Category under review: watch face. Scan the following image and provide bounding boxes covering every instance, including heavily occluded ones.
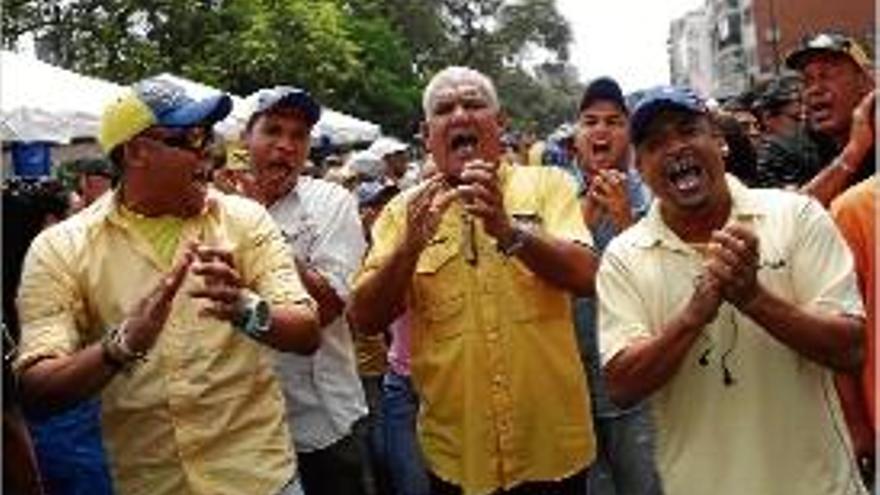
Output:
[252,299,271,334]
[237,292,271,338]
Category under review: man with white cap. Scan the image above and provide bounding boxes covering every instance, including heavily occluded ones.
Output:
[369,136,417,189]
[241,86,370,495]
[15,76,320,495]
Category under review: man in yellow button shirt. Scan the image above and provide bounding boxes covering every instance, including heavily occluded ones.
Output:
[350,66,599,495]
[14,77,319,495]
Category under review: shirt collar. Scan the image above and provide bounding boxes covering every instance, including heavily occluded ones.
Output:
[633,174,765,252]
[104,187,223,229]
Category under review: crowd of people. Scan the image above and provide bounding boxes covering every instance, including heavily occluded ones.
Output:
[2,30,876,495]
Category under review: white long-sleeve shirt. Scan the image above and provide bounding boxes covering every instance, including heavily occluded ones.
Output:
[270,176,368,452]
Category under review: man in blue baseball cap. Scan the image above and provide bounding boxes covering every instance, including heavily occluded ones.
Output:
[15,76,320,495]
[596,85,867,494]
[241,86,372,495]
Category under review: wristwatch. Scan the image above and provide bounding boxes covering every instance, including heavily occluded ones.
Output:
[497,224,528,257]
[101,324,147,371]
[233,290,271,340]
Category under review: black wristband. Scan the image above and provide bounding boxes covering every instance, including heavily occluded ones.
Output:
[497,225,528,257]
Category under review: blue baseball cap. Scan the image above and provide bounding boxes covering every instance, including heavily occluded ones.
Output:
[629,86,707,146]
[100,77,233,152]
[248,86,322,126]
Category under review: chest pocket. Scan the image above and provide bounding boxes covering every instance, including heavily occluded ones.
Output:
[413,236,466,340]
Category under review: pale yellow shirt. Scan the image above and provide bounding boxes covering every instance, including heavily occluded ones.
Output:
[16,190,312,495]
[118,205,184,267]
[597,176,866,494]
[358,162,596,495]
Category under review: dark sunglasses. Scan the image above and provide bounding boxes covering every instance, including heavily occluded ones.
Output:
[142,128,214,154]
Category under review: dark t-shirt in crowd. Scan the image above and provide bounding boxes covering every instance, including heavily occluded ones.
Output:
[755,125,825,188]
[757,126,875,189]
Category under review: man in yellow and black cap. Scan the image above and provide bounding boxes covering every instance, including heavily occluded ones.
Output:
[14,76,320,495]
[786,33,875,206]
[787,33,877,486]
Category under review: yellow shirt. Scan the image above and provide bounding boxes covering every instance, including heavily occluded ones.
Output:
[16,190,312,495]
[358,162,595,494]
[354,331,388,377]
[597,176,866,494]
[118,205,184,267]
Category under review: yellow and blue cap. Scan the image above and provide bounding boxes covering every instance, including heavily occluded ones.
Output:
[99,77,232,153]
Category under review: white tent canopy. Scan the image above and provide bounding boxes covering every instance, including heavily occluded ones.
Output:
[1,50,126,142]
[1,51,381,145]
[154,73,381,145]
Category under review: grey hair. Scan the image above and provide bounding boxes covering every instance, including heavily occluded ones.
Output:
[422,66,499,118]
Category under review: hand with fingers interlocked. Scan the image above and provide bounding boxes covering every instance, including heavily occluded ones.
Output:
[705,223,762,310]
[187,243,248,323]
[589,169,634,231]
[456,160,514,241]
[121,252,195,355]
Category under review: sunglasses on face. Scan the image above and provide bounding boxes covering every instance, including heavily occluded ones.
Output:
[142,127,214,154]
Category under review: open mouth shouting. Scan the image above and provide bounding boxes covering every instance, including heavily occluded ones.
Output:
[590,140,613,164]
[663,152,708,205]
[806,99,834,128]
[449,128,479,161]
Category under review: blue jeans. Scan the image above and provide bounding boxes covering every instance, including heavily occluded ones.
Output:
[28,398,114,495]
[585,406,663,495]
[382,371,430,495]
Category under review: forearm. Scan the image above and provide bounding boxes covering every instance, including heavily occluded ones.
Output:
[834,372,874,456]
[800,143,868,207]
[348,243,419,335]
[511,228,598,297]
[742,285,864,371]
[20,344,119,414]
[295,259,345,326]
[604,310,705,408]
[260,303,320,354]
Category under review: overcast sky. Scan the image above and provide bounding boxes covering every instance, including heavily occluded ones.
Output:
[556,0,705,93]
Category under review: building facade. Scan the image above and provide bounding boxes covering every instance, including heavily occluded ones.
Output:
[670,0,874,99]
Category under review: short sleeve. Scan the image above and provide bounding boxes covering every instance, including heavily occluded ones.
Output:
[790,197,864,318]
[15,227,83,371]
[540,168,594,248]
[596,245,652,366]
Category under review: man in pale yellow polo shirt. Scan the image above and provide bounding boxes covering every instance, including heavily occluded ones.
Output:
[597,86,867,494]
[349,66,599,495]
[14,77,319,495]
